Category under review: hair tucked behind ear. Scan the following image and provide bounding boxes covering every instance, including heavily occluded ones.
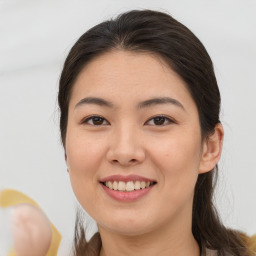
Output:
[59,9,254,256]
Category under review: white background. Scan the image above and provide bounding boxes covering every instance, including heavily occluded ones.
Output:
[0,0,255,255]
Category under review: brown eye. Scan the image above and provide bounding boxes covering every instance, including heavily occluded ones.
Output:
[153,116,165,125]
[82,116,109,126]
[146,116,174,126]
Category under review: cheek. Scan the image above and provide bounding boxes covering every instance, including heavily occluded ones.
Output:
[66,131,105,174]
[65,132,106,206]
[148,132,201,197]
[150,131,201,168]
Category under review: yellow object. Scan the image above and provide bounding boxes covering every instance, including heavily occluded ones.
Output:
[248,234,256,255]
[0,189,62,256]
[7,249,15,256]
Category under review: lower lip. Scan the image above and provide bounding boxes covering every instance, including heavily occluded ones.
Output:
[100,183,155,202]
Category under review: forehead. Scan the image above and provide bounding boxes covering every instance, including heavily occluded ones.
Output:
[69,50,196,110]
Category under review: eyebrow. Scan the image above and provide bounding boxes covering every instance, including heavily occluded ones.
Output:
[75,96,185,111]
[137,97,185,110]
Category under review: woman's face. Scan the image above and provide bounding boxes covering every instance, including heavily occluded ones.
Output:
[65,50,209,236]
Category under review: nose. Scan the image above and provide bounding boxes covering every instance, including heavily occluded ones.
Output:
[106,125,146,167]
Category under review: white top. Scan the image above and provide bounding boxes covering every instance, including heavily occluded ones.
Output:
[206,248,218,256]
[206,248,233,256]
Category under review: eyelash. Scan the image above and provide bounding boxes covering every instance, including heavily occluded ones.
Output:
[81,115,175,126]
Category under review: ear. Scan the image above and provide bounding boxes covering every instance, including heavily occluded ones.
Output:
[199,123,224,174]
[65,152,69,172]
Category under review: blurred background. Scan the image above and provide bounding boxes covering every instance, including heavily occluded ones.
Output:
[0,0,255,255]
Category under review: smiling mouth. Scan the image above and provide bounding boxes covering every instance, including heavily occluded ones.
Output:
[100,180,157,192]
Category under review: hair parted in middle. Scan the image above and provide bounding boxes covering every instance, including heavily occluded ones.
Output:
[58,9,252,256]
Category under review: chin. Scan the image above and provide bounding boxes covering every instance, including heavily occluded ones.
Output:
[99,216,154,237]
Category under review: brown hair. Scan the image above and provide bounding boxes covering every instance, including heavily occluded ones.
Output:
[58,9,253,256]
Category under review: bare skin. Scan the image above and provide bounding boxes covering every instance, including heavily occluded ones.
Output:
[65,50,224,256]
[11,204,52,256]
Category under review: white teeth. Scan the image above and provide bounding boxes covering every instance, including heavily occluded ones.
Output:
[118,181,126,191]
[104,180,154,192]
[126,181,134,191]
[140,181,146,189]
[107,181,113,189]
[113,181,118,190]
[134,181,141,190]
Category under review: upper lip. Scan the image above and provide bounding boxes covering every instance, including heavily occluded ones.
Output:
[99,174,157,183]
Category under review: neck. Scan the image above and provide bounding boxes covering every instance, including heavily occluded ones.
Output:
[98,218,200,256]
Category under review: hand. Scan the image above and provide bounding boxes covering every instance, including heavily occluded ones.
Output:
[11,204,52,256]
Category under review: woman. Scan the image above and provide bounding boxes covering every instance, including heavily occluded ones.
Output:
[58,9,254,256]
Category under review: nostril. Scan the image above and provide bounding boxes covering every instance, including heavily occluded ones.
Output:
[112,159,136,163]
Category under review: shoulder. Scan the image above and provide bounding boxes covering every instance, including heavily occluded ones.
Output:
[248,234,256,254]
[238,232,256,255]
